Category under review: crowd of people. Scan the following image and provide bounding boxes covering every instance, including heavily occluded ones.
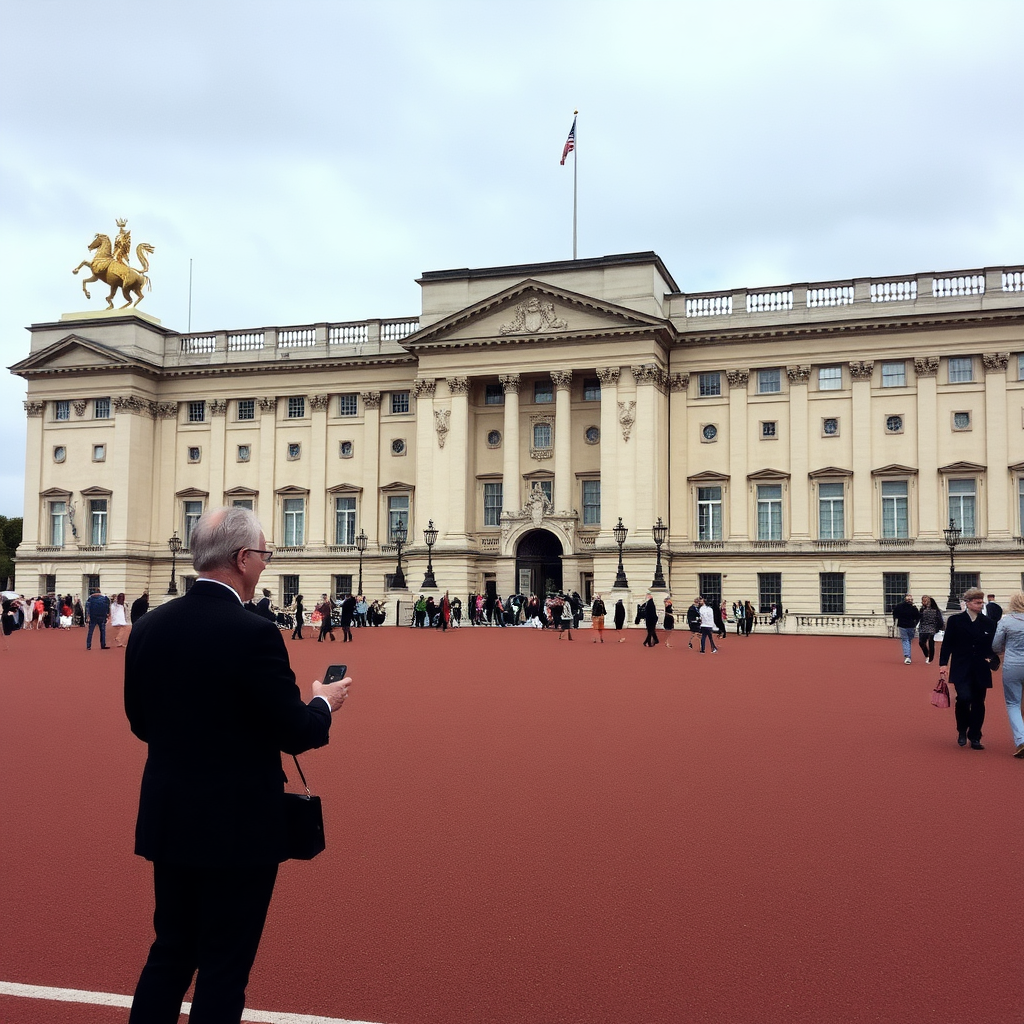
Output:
[0,589,151,648]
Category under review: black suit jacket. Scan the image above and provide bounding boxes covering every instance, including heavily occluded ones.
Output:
[984,602,1003,623]
[938,609,996,696]
[643,599,659,628]
[124,580,331,866]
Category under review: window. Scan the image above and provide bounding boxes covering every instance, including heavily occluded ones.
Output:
[583,378,601,401]
[49,500,67,546]
[756,484,783,540]
[757,369,781,394]
[85,573,100,596]
[93,444,106,462]
[183,500,203,547]
[701,424,718,442]
[1019,478,1024,537]
[237,399,255,421]
[533,423,552,449]
[886,415,904,434]
[761,421,777,439]
[883,573,910,615]
[391,391,410,414]
[882,362,907,387]
[818,482,845,539]
[820,573,845,614]
[881,481,909,538]
[952,411,971,431]
[237,444,250,462]
[949,357,973,383]
[697,486,722,541]
[484,384,504,405]
[391,438,407,456]
[822,417,839,436]
[283,497,305,546]
[188,401,206,423]
[90,499,108,546]
[188,446,201,463]
[388,495,409,542]
[533,480,553,504]
[340,440,354,458]
[487,430,502,448]
[948,479,976,537]
[94,397,111,419]
[698,574,722,611]
[287,442,301,460]
[54,400,70,421]
[1019,354,1024,382]
[818,366,842,391]
[534,381,553,404]
[334,496,356,545]
[698,372,721,397]
[338,393,358,416]
[582,479,600,526]
[483,482,503,526]
[287,396,305,419]
[952,572,979,601]
[758,573,781,614]
[584,426,600,444]
[53,446,66,463]
[231,498,254,510]
[282,576,299,608]
[333,575,353,601]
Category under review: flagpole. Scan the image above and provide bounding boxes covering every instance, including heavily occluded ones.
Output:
[572,109,578,260]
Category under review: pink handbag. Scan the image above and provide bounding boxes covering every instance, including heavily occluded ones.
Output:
[931,678,950,709]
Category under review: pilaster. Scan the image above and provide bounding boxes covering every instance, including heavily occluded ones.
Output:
[446,377,470,541]
[727,370,749,538]
[552,369,573,511]
[597,368,622,543]
[500,374,521,513]
[849,362,874,539]
[787,366,811,539]
[984,352,1010,538]
[914,358,939,538]
[413,378,436,537]
[309,394,330,545]
[22,402,44,545]
[361,392,381,545]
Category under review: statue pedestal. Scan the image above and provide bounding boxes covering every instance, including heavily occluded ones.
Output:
[60,309,162,325]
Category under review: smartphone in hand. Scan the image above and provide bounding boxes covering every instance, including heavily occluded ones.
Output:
[323,664,348,685]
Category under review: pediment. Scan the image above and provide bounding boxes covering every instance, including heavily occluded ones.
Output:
[687,470,730,483]
[808,466,853,479]
[747,468,791,481]
[404,280,673,350]
[327,482,363,493]
[10,334,148,375]
[938,461,986,474]
[871,464,918,477]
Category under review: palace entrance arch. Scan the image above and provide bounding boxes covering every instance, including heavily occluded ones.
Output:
[514,529,564,596]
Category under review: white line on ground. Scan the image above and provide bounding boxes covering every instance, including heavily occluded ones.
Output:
[0,981,383,1024]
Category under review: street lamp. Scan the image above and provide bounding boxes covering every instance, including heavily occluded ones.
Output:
[392,520,408,589]
[612,517,629,589]
[355,529,367,595]
[650,517,668,590]
[943,518,963,611]
[167,530,182,595]
[422,519,438,588]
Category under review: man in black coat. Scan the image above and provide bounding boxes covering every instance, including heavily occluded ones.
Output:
[641,594,660,647]
[124,507,350,1023]
[938,587,998,750]
[130,591,149,623]
[984,594,1003,622]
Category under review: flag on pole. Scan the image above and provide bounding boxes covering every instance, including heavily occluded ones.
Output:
[560,116,576,165]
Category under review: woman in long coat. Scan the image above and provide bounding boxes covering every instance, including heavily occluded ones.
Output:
[614,598,626,631]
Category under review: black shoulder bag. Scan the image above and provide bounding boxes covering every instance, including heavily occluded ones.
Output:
[284,755,326,860]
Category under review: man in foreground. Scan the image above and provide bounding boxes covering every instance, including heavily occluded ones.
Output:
[938,587,997,750]
[124,506,350,1023]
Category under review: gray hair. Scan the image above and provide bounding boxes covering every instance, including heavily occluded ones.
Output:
[191,506,262,572]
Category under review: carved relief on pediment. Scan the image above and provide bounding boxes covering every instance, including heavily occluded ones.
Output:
[498,297,569,336]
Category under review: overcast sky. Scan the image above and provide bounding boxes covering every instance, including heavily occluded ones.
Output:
[1,0,1022,518]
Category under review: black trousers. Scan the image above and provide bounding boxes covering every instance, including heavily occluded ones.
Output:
[644,624,659,646]
[953,678,988,742]
[129,861,278,1024]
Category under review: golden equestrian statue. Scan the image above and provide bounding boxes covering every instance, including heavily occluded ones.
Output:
[72,219,155,309]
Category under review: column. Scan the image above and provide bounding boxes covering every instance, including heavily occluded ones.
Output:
[787,366,811,540]
[309,394,329,546]
[849,362,874,540]
[552,369,573,512]
[446,377,470,541]
[22,402,44,545]
[984,352,1010,538]
[360,392,381,546]
[257,397,277,544]
[413,378,437,536]
[208,399,227,510]
[631,365,659,528]
[500,374,521,513]
[154,403,179,547]
[668,373,689,543]
[727,370,749,538]
[597,368,623,544]
[914,357,939,538]
[113,395,158,549]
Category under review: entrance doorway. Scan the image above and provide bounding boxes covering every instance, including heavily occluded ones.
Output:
[515,529,563,596]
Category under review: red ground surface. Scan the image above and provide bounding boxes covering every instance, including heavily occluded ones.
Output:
[1,622,1022,1024]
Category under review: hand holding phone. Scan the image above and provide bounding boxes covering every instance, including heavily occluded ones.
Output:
[314,664,350,712]
[323,664,347,685]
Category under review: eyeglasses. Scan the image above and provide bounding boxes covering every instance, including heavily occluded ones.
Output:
[234,547,274,563]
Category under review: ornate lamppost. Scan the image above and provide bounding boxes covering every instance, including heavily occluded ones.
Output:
[650,517,668,590]
[943,517,963,611]
[422,519,438,589]
[167,530,182,595]
[612,517,629,589]
[355,529,368,595]
[392,520,408,590]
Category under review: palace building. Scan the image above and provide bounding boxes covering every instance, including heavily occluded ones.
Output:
[11,251,1024,631]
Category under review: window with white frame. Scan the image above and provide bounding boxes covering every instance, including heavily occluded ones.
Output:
[484,384,504,406]
[94,397,111,419]
[338,393,358,416]
[231,497,254,510]
[881,361,907,387]
[282,576,299,608]
[949,357,973,383]
[387,495,409,541]
[818,482,845,539]
[90,498,108,546]
[483,482,503,526]
[283,497,305,546]
[820,572,845,614]
[54,400,70,421]
[881,481,909,538]
[948,479,976,537]
[818,366,842,391]
[237,399,255,421]
[188,401,206,423]
[49,500,67,546]
[92,444,106,462]
[287,396,305,419]
[698,372,721,397]
[697,486,722,541]
[391,391,410,414]
[334,496,356,546]
[761,421,777,439]
[183,500,203,547]
[758,369,781,394]
[756,484,783,540]
[583,378,601,401]
[1019,355,1024,382]
[533,422,552,449]
[534,381,553,404]
[582,479,600,525]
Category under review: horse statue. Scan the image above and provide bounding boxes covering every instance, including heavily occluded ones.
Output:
[73,228,155,309]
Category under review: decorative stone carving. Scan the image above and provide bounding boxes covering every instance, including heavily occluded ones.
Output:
[152,401,178,418]
[498,297,568,335]
[413,378,437,399]
[631,364,661,386]
[24,401,44,417]
[550,369,573,391]
[113,395,151,415]
[208,399,228,416]
[72,400,87,417]
[618,400,636,442]
[257,397,278,411]
[596,367,620,387]
[983,352,1010,373]
[848,360,874,380]
[914,356,939,378]
[446,377,470,396]
[726,369,749,390]
[669,372,690,392]
[434,408,450,448]
[500,484,579,546]
[309,394,331,410]
[786,365,811,385]
[360,391,381,409]
[499,373,521,394]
